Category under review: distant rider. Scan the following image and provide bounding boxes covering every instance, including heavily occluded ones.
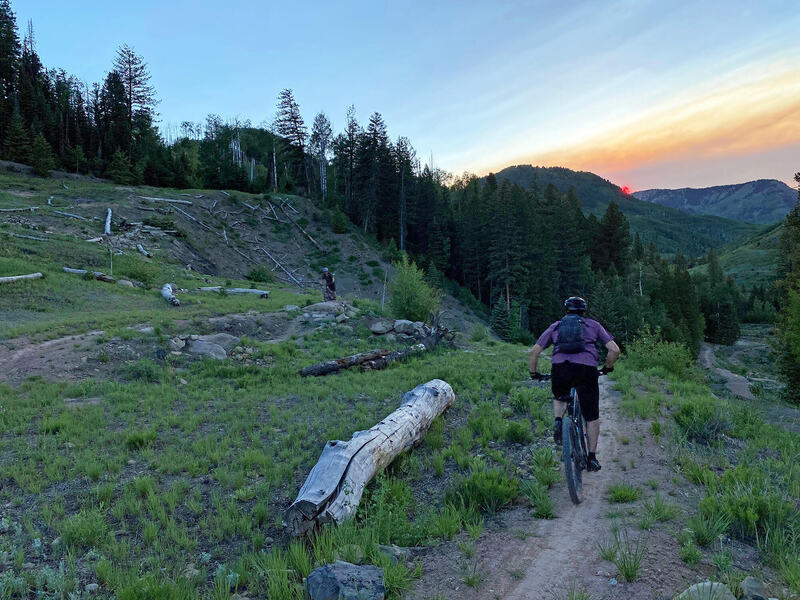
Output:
[321,267,336,301]
[528,296,620,472]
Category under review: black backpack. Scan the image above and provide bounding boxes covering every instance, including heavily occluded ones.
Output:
[554,314,585,354]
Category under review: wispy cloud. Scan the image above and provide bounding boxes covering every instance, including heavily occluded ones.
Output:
[494,60,800,187]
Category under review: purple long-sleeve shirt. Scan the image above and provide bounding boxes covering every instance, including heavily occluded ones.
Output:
[536,317,614,367]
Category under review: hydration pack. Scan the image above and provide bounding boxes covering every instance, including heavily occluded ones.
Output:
[554,314,585,354]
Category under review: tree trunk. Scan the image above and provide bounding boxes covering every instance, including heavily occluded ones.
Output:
[161,283,180,306]
[285,379,455,536]
[62,267,115,283]
[104,208,112,235]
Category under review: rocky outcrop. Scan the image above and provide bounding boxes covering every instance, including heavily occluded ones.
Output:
[306,561,384,600]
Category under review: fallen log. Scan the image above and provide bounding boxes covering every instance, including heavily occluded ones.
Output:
[2,231,48,241]
[260,247,303,287]
[62,267,115,283]
[161,283,180,306]
[138,195,193,205]
[173,205,212,231]
[136,243,152,258]
[0,206,38,212]
[53,210,90,221]
[0,272,43,284]
[285,379,455,536]
[300,349,393,377]
[197,286,269,297]
[104,208,112,235]
[278,203,325,254]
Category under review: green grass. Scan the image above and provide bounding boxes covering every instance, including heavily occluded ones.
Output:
[606,483,641,504]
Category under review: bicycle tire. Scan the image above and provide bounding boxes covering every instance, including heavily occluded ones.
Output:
[562,417,584,504]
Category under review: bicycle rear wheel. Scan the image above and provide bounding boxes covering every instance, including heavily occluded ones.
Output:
[562,417,584,504]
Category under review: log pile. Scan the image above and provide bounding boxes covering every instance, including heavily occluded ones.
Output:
[285,379,455,536]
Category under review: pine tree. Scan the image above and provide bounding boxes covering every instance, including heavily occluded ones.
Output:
[592,201,632,273]
[106,149,133,184]
[309,112,332,201]
[0,0,20,137]
[30,132,54,176]
[490,300,512,341]
[274,88,308,189]
[775,172,800,402]
[113,44,156,155]
[3,107,30,163]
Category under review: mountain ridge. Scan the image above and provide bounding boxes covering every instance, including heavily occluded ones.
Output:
[634,179,796,224]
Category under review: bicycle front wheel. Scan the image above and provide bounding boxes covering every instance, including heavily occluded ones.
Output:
[562,417,584,504]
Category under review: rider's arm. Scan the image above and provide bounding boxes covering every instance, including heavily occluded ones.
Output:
[604,340,620,369]
[529,344,544,374]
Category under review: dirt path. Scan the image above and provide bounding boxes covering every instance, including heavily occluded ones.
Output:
[699,343,754,399]
[410,379,695,600]
[0,330,105,386]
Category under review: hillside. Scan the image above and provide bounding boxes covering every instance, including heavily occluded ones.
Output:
[634,179,796,224]
[494,165,760,256]
[691,221,783,288]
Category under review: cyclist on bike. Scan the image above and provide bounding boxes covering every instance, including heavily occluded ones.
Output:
[528,296,620,472]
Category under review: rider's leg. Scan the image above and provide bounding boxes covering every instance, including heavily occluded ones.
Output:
[553,399,567,419]
[586,418,600,452]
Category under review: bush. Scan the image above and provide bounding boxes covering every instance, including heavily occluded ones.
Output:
[673,398,728,444]
[626,329,693,377]
[607,483,641,503]
[388,255,440,322]
[505,420,533,443]
[60,509,108,549]
[469,324,488,342]
[248,266,273,283]
[114,255,159,286]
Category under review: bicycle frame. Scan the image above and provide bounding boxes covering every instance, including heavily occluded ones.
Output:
[563,387,589,471]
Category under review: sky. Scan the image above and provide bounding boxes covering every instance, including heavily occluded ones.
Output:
[16,0,800,190]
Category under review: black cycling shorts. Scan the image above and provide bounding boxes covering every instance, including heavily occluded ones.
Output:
[551,361,600,422]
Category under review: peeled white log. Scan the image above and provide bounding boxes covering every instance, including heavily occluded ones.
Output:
[85,237,103,243]
[53,210,90,221]
[104,208,112,235]
[137,243,152,258]
[62,267,115,283]
[0,206,38,212]
[161,283,180,306]
[0,272,43,284]
[198,286,269,297]
[138,195,193,205]
[285,379,455,536]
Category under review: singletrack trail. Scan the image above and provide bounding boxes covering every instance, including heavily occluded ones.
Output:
[410,378,693,600]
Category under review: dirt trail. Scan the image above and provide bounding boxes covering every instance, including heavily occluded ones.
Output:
[699,343,754,399]
[411,379,694,600]
[0,330,104,386]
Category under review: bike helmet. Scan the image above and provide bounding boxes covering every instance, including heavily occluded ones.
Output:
[564,296,587,314]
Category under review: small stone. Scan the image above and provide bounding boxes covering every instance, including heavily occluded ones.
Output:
[263,536,275,545]
[85,583,99,593]
[127,459,136,465]
[117,279,134,288]
[168,337,186,351]
[138,326,154,334]
[609,578,617,586]
[596,570,610,577]
[336,313,348,323]
[51,537,61,547]
[180,378,188,385]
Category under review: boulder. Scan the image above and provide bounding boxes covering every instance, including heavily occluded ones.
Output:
[305,301,344,314]
[336,313,348,323]
[370,320,394,335]
[186,340,227,360]
[117,279,135,288]
[168,337,186,351]
[393,320,415,335]
[396,333,416,343]
[306,562,384,600]
[411,322,427,338]
[284,305,300,312]
[741,577,767,600]
[378,544,411,565]
[197,333,239,352]
[676,582,735,600]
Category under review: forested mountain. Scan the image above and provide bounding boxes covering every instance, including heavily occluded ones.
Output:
[494,165,759,256]
[635,179,796,224]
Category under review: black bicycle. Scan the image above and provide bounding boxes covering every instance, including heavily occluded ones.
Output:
[532,374,590,505]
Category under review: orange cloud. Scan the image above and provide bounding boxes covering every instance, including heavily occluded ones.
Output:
[501,64,800,178]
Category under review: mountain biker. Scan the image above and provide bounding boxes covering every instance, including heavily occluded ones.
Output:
[321,267,336,301]
[528,296,620,472]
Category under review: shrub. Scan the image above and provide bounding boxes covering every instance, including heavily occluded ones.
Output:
[688,512,730,547]
[521,479,555,518]
[388,255,440,322]
[505,420,533,444]
[248,266,273,283]
[114,255,159,286]
[626,330,693,377]
[469,324,488,342]
[60,509,108,549]
[445,467,518,514]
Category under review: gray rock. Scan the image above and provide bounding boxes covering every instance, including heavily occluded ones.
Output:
[85,583,99,593]
[197,333,239,352]
[742,577,767,600]
[117,279,135,288]
[306,561,384,600]
[676,582,735,600]
[168,337,186,351]
[284,305,300,312]
[186,341,227,360]
[384,333,396,343]
[370,320,394,335]
[393,319,415,335]
[336,313,348,323]
[411,322,427,338]
[138,326,154,334]
[305,301,344,314]
[396,334,416,343]
[378,544,411,565]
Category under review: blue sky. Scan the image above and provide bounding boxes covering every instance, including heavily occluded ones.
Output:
[17,0,800,189]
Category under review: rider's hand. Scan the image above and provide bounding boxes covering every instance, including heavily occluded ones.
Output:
[600,366,614,375]
[530,371,543,381]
